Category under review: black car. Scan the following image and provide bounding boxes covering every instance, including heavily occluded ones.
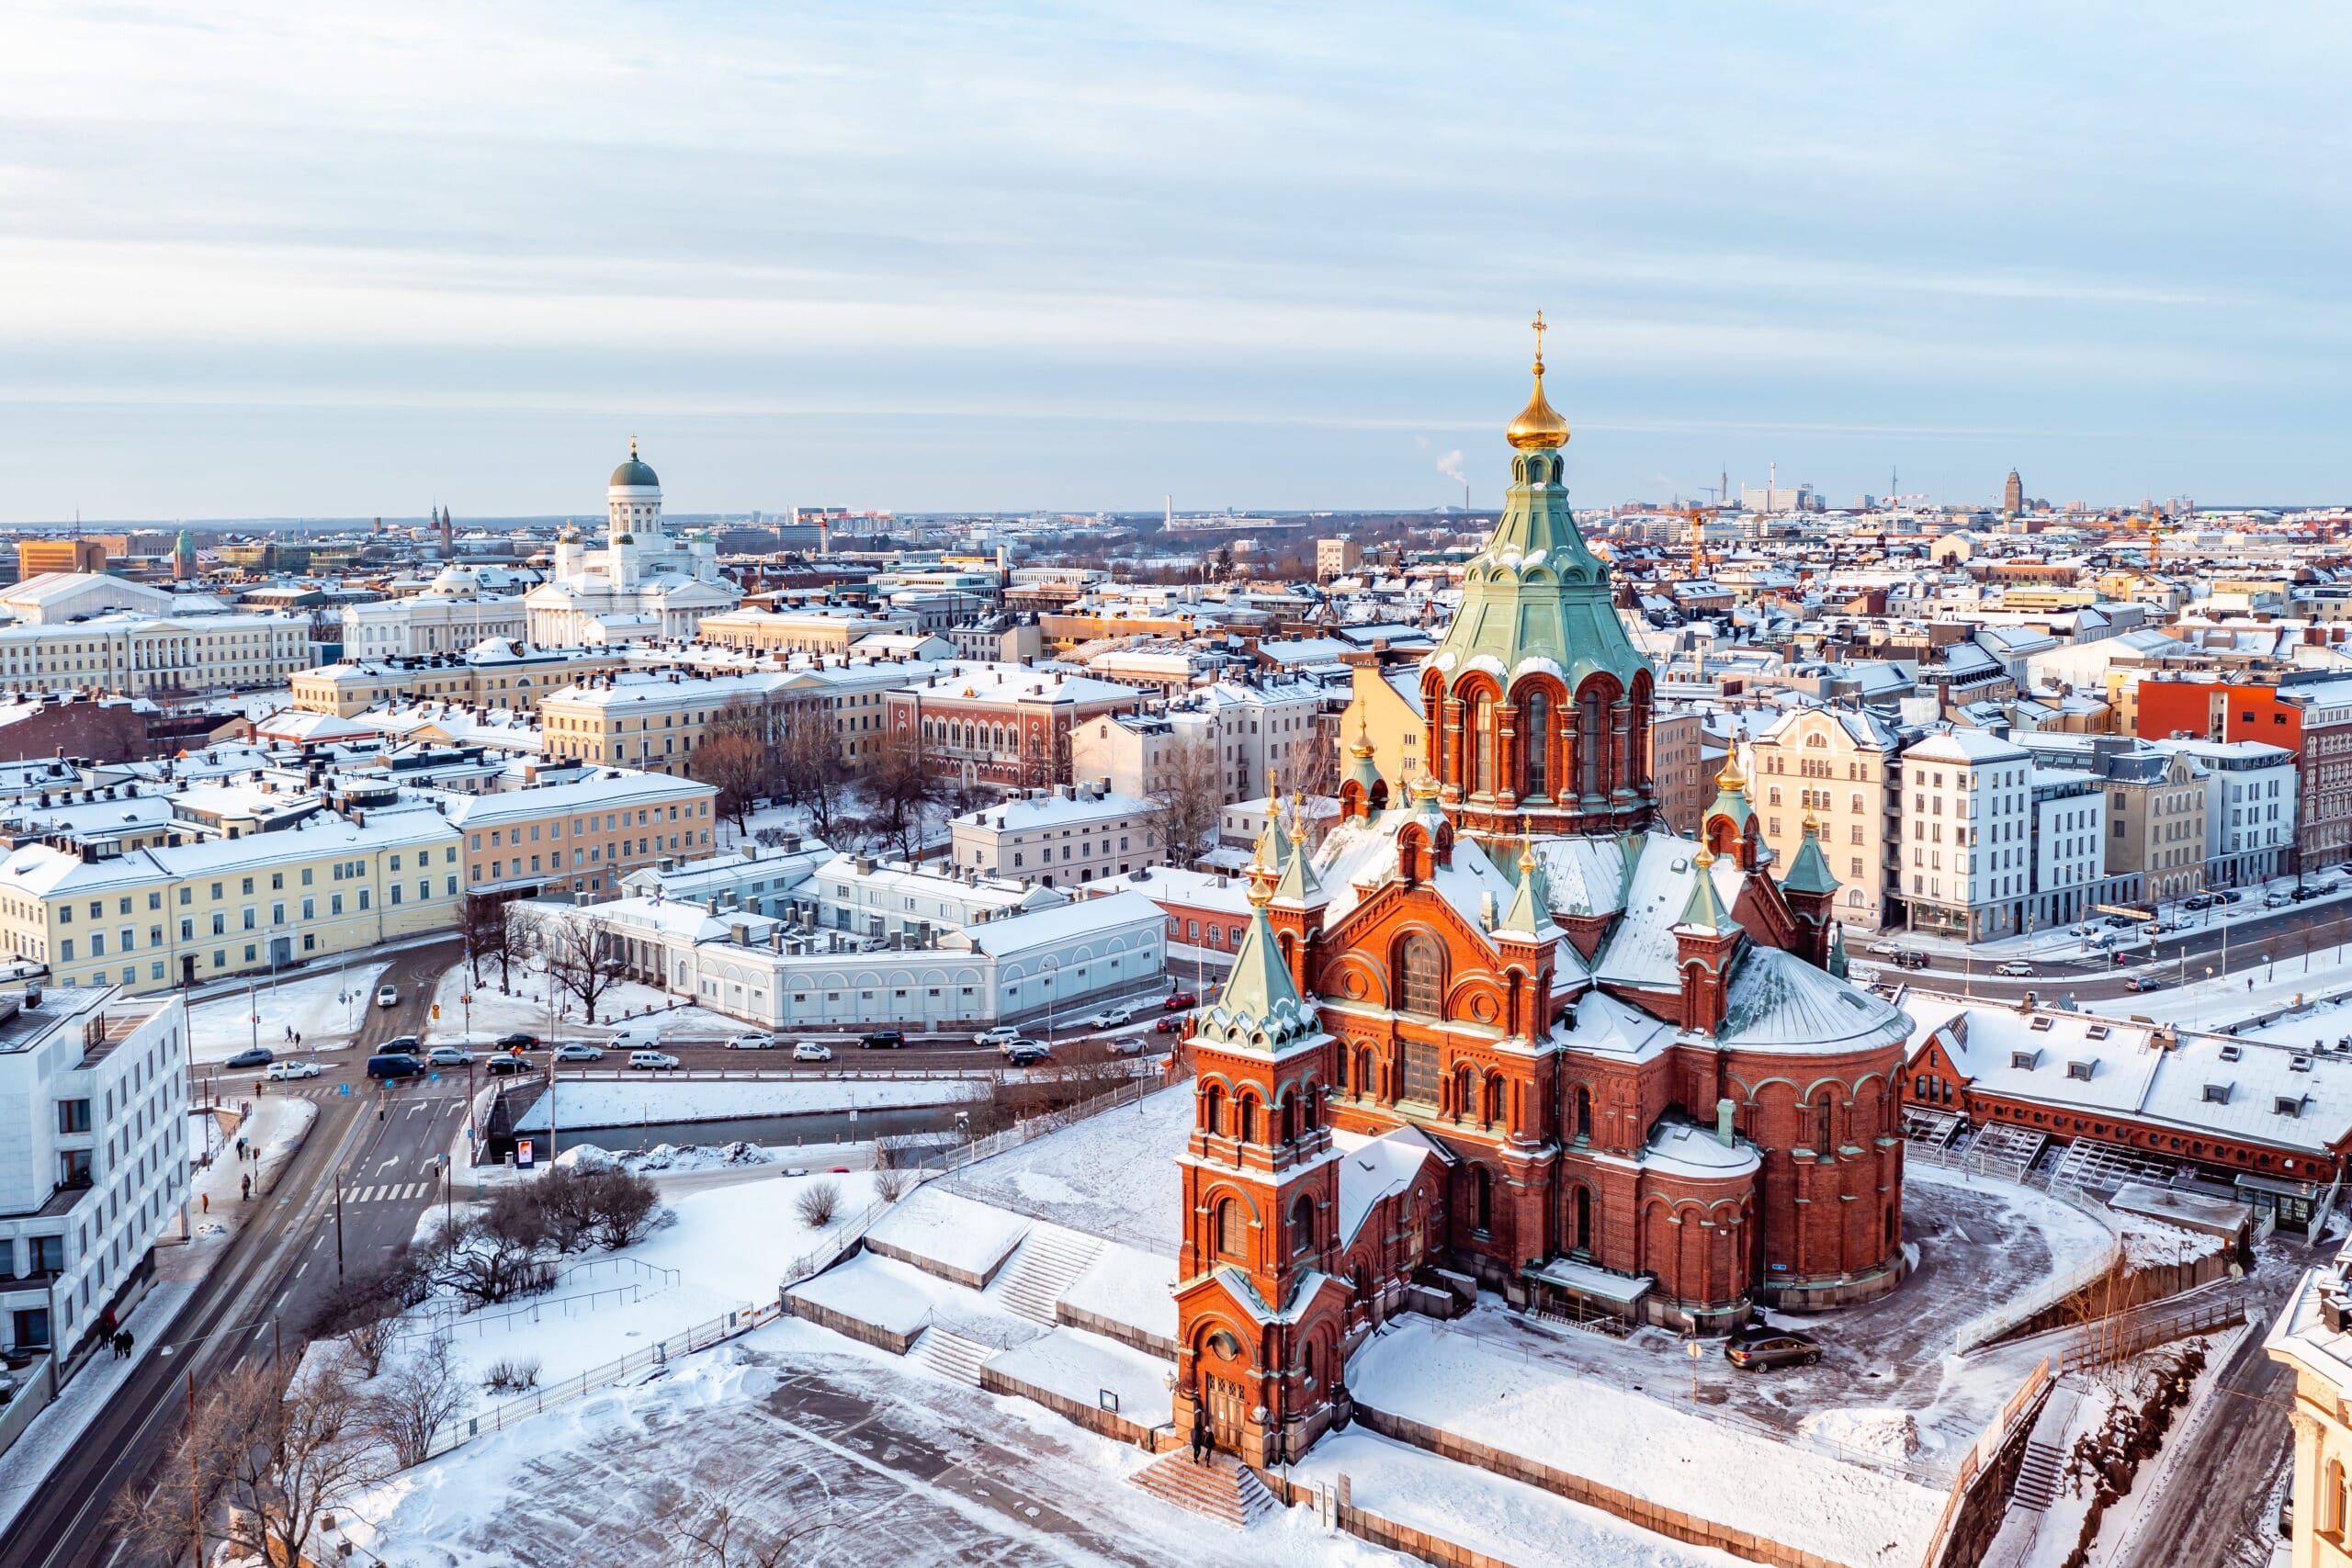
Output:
[861,1030,906,1050]
[2124,976,2166,993]
[1724,1325,1822,1371]
[224,1046,274,1068]
[1897,951,1930,971]
[366,1052,424,1081]
[1004,1043,1050,1066]
[495,1032,540,1051]
[483,1054,535,1076]
[381,1034,423,1054]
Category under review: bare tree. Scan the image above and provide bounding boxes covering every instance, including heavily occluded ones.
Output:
[793,1181,842,1229]
[311,1259,412,1380]
[109,1356,384,1568]
[461,895,520,992]
[1151,734,1223,867]
[364,1335,471,1467]
[424,1201,554,1307]
[859,726,939,863]
[694,705,776,836]
[542,911,630,1025]
[775,706,849,840]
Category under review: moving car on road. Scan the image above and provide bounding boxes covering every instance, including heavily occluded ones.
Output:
[484,1054,534,1076]
[724,1032,778,1051]
[1156,1015,1189,1033]
[265,1059,321,1081]
[792,1041,834,1063]
[426,1046,473,1066]
[376,984,400,1008]
[495,1033,540,1051]
[366,1052,424,1080]
[973,1026,1024,1047]
[2124,976,2167,992]
[628,1050,682,1071]
[381,1035,422,1055]
[1162,992,1197,1010]
[1996,961,2034,977]
[1003,1043,1051,1066]
[551,1043,604,1063]
[224,1046,274,1069]
[1724,1325,1822,1371]
[861,1030,905,1050]
[1083,1005,1137,1030]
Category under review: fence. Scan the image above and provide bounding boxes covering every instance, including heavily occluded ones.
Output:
[413,1299,785,1465]
[1926,1158,2124,1354]
[1913,1358,2054,1568]
[918,1075,1159,1177]
[2058,1287,2245,1374]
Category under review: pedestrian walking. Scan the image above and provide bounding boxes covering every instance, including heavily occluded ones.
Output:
[294,1031,301,1049]
[1190,1405,1211,1466]
[199,1192,209,1214]
[240,1173,250,1201]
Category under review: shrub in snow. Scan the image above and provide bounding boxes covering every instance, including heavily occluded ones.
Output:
[794,1180,842,1229]
[481,1357,541,1396]
[874,1168,912,1203]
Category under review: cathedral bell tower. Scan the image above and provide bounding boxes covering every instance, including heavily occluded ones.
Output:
[1171,840,1351,1466]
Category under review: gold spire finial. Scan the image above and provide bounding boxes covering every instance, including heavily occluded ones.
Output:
[1351,716,1376,758]
[630,434,639,457]
[1803,808,1820,837]
[1519,817,1538,874]
[1506,311,1572,452]
[1289,789,1308,844]
[1715,751,1747,795]
[1695,842,1716,870]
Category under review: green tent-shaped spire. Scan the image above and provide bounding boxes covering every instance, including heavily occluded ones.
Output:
[1272,817,1322,907]
[1497,826,1551,938]
[1196,845,1318,1053]
[1827,921,1851,980]
[1781,813,1839,897]
[1676,847,1736,935]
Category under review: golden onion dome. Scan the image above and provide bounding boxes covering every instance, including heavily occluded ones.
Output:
[1715,751,1747,795]
[1505,310,1571,451]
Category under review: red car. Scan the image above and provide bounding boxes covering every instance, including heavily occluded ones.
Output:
[1156,1016,1189,1034]
[1163,993,1197,1010]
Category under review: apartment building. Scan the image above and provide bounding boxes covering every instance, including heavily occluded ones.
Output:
[888,664,1142,792]
[1067,677,1323,805]
[0,803,462,992]
[1333,664,1429,799]
[2028,767,2109,930]
[1649,706,1709,837]
[2153,738,2297,887]
[539,670,797,776]
[0,987,187,1382]
[2101,746,2212,905]
[436,770,718,903]
[949,783,1163,887]
[290,644,628,716]
[695,605,915,658]
[1897,729,2037,940]
[809,852,1064,937]
[1748,704,1900,931]
[0,612,316,696]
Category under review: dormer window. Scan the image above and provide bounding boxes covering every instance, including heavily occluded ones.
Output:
[2292,1055,2314,1073]
[2030,1018,2054,1032]
[2277,1096,2304,1118]
[2010,1050,2039,1070]
[2220,1044,2243,1063]
[2065,1061,2094,1082]
[2086,1025,2110,1041]
[2203,1083,2232,1104]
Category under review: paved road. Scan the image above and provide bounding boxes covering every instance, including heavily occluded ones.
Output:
[0,940,469,1568]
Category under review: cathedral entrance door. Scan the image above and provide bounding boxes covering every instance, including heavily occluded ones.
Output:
[1204,1374,1249,1450]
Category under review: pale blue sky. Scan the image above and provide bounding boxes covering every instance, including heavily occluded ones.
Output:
[1,2,2345,521]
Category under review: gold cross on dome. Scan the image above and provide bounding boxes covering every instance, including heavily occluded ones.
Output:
[1532,310,1547,366]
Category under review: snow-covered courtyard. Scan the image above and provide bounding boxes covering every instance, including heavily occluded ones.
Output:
[188,962,387,1062]
[424,959,741,1044]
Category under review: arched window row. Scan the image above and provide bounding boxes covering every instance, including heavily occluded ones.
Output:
[1441,676,1654,805]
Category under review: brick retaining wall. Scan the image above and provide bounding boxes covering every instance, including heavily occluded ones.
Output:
[781,1294,923,1355]
[978,1364,1175,1452]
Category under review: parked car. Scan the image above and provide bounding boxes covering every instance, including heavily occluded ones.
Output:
[1162,992,1197,1010]
[1155,1015,1189,1033]
[792,1041,834,1063]
[265,1059,321,1081]
[551,1043,605,1063]
[484,1054,534,1076]
[2267,891,2296,908]
[2293,886,2321,902]
[1106,1036,1146,1056]
[1996,961,2034,977]
[366,1052,424,1080]
[1867,942,1903,957]
[224,1046,274,1069]
[1897,952,1930,971]
[724,1032,778,1051]
[860,1030,905,1050]
[2069,923,2097,937]
[2218,889,2243,904]
[2183,894,2214,911]
[974,1025,1024,1047]
[1084,1005,1137,1029]
[1003,1043,1051,1066]
[376,984,400,1008]
[606,1025,664,1052]
[2104,914,2140,929]
[1724,1326,1822,1371]
[382,1034,422,1054]
[2124,976,2166,993]
[628,1050,682,1071]
[494,1032,540,1050]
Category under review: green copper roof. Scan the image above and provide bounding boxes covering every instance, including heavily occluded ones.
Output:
[1781,822,1839,897]
[1676,855,1736,935]
[1196,897,1318,1053]
[1497,858,1547,938]
[1827,921,1850,980]
[1345,739,1383,797]
[1430,443,1648,693]
[1272,830,1321,907]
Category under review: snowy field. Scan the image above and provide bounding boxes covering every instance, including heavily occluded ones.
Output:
[939,1083,1187,1254]
[866,1185,1034,1281]
[1348,1318,1947,1568]
[424,961,740,1044]
[513,1076,989,1132]
[187,963,386,1062]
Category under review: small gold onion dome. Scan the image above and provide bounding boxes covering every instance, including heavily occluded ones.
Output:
[1519,819,1539,874]
[1803,809,1821,836]
[1408,771,1442,803]
[1351,717,1377,757]
[1506,310,1571,452]
[1715,751,1747,794]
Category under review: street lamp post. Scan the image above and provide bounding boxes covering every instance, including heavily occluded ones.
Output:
[1041,956,1060,1055]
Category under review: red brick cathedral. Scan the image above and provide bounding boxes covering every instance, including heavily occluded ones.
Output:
[1170,334,1914,1467]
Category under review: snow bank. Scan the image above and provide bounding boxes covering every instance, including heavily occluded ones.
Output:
[941,1085,1188,1253]
[2116,1212,2224,1269]
[252,1098,318,1198]
[1799,1408,1921,1461]
[1294,1429,1746,1568]
[555,1140,775,1174]
[866,1186,1030,1283]
[513,1076,987,1132]
[983,1327,1171,1427]
[427,961,741,1043]
[1350,1320,1944,1568]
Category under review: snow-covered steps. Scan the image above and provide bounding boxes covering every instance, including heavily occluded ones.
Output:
[865,1186,1032,1288]
[2009,1438,2063,1513]
[919,1325,994,1386]
[998,1231,1102,1325]
[1129,1451,1274,1529]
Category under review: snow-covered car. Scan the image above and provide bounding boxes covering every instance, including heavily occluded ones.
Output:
[552,1043,604,1062]
[265,1059,322,1081]
[993,1036,1042,1060]
[1867,942,1903,957]
[426,1046,473,1066]
[724,1032,777,1051]
[792,1041,834,1063]
[376,984,400,1008]
[628,1050,682,1071]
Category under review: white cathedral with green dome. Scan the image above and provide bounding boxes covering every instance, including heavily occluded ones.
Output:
[523,442,741,647]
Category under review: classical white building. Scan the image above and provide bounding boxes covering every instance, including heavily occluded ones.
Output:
[342,565,530,658]
[0,986,189,1383]
[523,446,740,647]
[949,783,1164,887]
[0,609,316,696]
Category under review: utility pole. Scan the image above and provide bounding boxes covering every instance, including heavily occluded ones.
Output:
[334,1173,345,1283]
[187,1365,201,1567]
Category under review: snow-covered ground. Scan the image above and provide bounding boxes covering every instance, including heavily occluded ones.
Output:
[865,1184,1033,1281]
[938,1083,1187,1255]
[1294,1428,1745,1568]
[2093,941,2352,1030]
[1348,1318,1947,1568]
[187,963,387,1062]
[512,1076,988,1132]
[555,1140,778,1175]
[424,960,741,1043]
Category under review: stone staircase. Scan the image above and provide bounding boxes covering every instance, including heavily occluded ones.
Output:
[918,1325,994,1386]
[1129,1451,1275,1529]
[2010,1438,2064,1512]
[998,1232,1103,1325]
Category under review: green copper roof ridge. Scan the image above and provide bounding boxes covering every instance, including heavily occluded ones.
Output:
[1781,823,1839,897]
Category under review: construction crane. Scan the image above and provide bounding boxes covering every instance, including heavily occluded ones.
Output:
[1679,505,1720,579]
[2134,506,2169,570]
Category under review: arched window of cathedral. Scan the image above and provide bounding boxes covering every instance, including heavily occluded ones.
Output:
[1523,691,1549,798]
[1300,1341,1317,1386]
[1572,1186,1592,1254]
[1216,1198,1247,1258]
[1815,1099,1835,1158]
[1452,1065,1473,1121]
[1335,1051,1349,1093]
[1357,1046,1376,1098]
[1472,693,1495,795]
[1470,1166,1494,1235]
[1202,1083,1224,1136]
[1573,1085,1593,1143]
[1297,1083,1318,1133]
[1237,1094,1259,1145]
[1290,1194,1317,1256]
[1400,936,1443,1017]
[1485,1075,1507,1125]
[1577,689,1606,797]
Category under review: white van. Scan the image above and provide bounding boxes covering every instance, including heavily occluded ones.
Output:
[606,1024,664,1053]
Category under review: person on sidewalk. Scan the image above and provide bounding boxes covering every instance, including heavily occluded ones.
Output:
[1190,1405,1211,1465]
[240,1174,250,1201]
